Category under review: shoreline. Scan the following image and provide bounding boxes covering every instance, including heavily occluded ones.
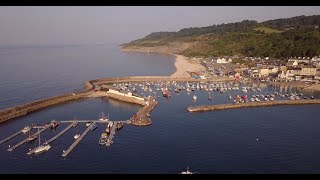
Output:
[121,47,206,78]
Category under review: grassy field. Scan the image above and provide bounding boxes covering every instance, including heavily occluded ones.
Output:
[254,27,283,34]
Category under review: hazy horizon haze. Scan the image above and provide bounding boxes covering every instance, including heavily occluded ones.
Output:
[0,6,319,46]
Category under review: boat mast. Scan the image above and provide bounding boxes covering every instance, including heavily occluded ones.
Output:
[38,128,40,146]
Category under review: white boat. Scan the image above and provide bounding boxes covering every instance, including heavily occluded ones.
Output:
[99,112,109,122]
[22,126,31,133]
[74,134,80,140]
[86,122,93,127]
[107,121,114,128]
[193,95,197,101]
[34,128,51,154]
[180,166,195,174]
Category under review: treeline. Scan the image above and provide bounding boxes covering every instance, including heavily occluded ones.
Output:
[141,15,319,40]
[261,15,320,30]
[124,15,320,58]
[181,29,320,59]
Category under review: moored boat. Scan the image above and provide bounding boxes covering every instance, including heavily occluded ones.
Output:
[86,121,93,127]
[116,122,124,130]
[90,124,97,131]
[74,134,80,140]
[22,126,31,133]
[51,121,59,129]
[99,112,109,122]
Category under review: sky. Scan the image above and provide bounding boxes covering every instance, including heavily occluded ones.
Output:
[0,6,319,46]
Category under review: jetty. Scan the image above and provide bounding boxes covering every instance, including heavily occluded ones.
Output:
[187,99,320,112]
[7,125,50,151]
[0,129,23,145]
[130,96,158,126]
[27,122,77,155]
[62,122,97,157]
[106,123,117,146]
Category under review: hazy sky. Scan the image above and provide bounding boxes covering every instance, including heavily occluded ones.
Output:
[0,6,319,46]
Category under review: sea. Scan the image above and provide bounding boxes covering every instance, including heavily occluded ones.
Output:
[0,44,320,174]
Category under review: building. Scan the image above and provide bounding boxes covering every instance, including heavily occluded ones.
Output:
[259,68,269,77]
[288,58,310,64]
[216,58,228,64]
[286,67,301,77]
[300,66,317,76]
[268,67,279,74]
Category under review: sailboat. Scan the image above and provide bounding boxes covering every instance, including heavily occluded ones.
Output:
[99,112,109,122]
[180,166,195,174]
[27,129,37,143]
[34,128,51,154]
[208,92,212,101]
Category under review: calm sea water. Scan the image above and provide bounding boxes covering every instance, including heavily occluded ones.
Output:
[0,44,320,174]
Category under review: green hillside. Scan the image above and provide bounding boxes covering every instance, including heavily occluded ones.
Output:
[122,15,320,59]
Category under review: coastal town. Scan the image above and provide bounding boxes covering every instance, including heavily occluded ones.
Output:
[184,55,320,91]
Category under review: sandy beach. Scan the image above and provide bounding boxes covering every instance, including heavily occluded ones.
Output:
[170,55,206,78]
[122,47,206,79]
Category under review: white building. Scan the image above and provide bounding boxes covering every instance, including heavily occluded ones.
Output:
[216,58,228,64]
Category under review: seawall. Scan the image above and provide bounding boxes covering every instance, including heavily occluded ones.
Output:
[187,99,320,112]
[0,82,93,123]
[0,75,234,123]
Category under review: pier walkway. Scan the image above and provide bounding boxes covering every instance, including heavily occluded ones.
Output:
[106,124,117,146]
[7,125,50,151]
[62,122,96,157]
[0,129,23,145]
[130,96,158,126]
[27,122,76,155]
[187,99,320,112]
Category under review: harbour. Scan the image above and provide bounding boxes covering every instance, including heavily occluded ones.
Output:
[0,44,320,173]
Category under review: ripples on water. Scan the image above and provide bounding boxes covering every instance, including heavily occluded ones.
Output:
[0,45,320,173]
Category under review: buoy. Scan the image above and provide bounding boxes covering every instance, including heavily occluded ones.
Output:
[9,145,10,148]
[256,138,259,141]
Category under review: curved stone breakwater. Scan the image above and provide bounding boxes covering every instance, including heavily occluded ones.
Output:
[187,99,320,112]
[0,76,234,124]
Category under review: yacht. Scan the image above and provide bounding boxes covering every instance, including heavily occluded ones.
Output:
[33,128,51,154]
[74,134,80,140]
[22,126,31,133]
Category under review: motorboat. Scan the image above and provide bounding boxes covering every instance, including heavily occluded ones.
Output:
[74,134,80,140]
[22,126,31,133]
[86,121,93,127]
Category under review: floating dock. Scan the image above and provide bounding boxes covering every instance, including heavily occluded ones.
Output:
[106,123,117,146]
[7,125,50,151]
[27,122,76,155]
[62,122,97,157]
[0,129,23,145]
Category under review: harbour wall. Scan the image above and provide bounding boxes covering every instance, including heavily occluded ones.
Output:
[105,89,146,106]
[0,75,234,123]
[0,83,93,123]
[187,99,320,112]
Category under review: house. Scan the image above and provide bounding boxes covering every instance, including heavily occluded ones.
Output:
[234,72,241,79]
[288,58,310,64]
[259,68,269,77]
[286,67,301,77]
[300,66,317,76]
[250,70,260,78]
[268,67,279,74]
[216,58,228,64]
